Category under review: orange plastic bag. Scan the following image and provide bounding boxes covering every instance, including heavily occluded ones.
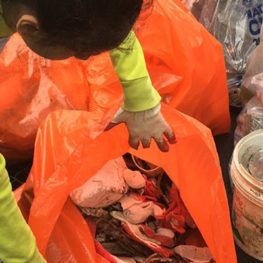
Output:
[0,0,229,162]
[85,0,230,135]
[0,34,89,162]
[16,104,236,263]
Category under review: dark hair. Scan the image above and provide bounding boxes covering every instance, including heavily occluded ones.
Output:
[3,0,146,53]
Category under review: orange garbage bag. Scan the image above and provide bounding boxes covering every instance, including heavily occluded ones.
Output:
[0,34,89,162]
[0,0,229,162]
[16,104,236,263]
[84,0,230,135]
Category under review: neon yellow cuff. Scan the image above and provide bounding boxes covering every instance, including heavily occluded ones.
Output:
[121,77,161,111]
[0,154,46,263]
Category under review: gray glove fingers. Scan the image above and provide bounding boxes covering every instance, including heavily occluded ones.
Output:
[164,128,176,144]
[129,136,140,150]
[154,137,169,152]
[141,138,151,149]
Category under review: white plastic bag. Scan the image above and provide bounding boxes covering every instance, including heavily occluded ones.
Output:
[194,0,263,107]
[241,24,263,103]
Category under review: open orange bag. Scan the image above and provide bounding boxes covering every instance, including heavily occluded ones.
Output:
[16,104,236,263]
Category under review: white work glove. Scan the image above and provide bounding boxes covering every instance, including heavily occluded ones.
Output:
[105,104,176,152]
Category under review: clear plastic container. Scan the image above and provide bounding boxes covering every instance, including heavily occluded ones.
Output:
[230,130,263,260]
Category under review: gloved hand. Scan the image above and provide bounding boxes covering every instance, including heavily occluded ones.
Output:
[106,104,176,152]
[0,154,46,263]
[109,32,175,151]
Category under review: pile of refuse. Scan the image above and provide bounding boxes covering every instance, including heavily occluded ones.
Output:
[70,154,215,263]
[185,0,263,108]
[184,0,263,143]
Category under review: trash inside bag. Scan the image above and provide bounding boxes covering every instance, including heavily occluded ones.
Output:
[16,104,236,263]
[72,154,215,262]
[174,245,213,262]
[70,158,128,208]
[192,0,263,107]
